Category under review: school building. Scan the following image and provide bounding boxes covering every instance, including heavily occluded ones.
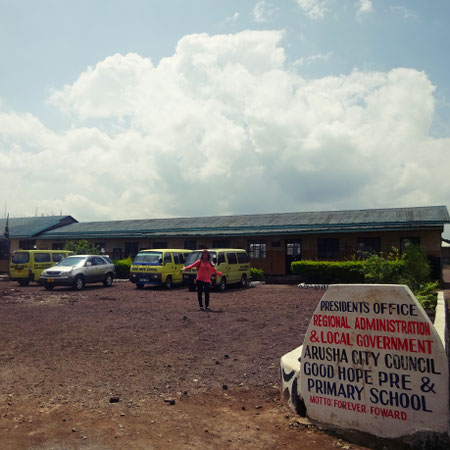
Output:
[1,205,449,277]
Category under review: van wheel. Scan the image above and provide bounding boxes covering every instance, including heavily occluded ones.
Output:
[73,276,85,291]
[18,280,29,287]
[219,277,226,291]
[103,273,113,287]
[240,274,247,288]
[44,283,54,291]
[165,276,172,289]
[136,284,144,290]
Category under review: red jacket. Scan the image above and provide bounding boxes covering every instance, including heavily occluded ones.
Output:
[185,260,222,283]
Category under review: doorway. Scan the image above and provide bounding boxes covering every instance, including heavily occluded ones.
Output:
[285,240,301,274]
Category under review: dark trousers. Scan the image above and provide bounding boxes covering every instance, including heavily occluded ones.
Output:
[196,280,211,308]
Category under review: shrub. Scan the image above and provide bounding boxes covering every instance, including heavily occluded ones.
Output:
[415,282,438,310]
[290,260,365,284]
[250,267,264,281]
[114,257,133,279]
[401,244,431,291]
[292,245,437,310]
[361,254,405,284]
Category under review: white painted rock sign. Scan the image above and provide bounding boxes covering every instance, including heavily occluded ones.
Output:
[299,284,448,438]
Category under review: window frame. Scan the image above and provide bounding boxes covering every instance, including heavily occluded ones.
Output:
[184,240,197,250]
[357,237,381,257]
[213,240,231,248]
[317,238,340,260]
[248,240,267,259]
[400,237,420,253]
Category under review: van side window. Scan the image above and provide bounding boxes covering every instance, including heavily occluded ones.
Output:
[217,253,225,264]
[226,253,237,264]
[12,253,29,264]
[52,253,66,263]
[173,253,181,264]
[164,253,172,264]
[237,253,249,263]
[34,253,51,263]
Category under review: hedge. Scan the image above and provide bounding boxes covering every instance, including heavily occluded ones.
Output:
[114,258,132,279]
[291,260,366,284]
[250,267,264,281]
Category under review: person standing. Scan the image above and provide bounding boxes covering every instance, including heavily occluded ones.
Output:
[181,249,222,311]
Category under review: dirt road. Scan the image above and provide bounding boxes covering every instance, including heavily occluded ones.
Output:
[0,281,371,449]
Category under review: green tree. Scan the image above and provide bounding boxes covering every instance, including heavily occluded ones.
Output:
[64,240,101,255]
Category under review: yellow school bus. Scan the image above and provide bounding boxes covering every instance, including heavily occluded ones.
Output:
[129,249,191,289]
[10,250,75,286]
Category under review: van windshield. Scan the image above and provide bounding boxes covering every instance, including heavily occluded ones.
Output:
[184,251,217,266]
[133,252,163,265]
[12,252,29,264]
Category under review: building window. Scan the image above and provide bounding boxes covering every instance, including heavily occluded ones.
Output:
[248,240,267,258]
[124,242,139,258]
[357,237,380,257]
[153,242,167,249]
[318,238,340,260]
[184,240,197,250]
[112,248,122,260]
[213,240,231,248]
[286,241,301,257]
[400,237,420,253]
[19,240,36,250]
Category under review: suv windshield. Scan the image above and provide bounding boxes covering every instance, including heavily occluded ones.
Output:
[57,257,86,267]
[184,251,217,266]
[133,252,163,265]
[12,252,29,264]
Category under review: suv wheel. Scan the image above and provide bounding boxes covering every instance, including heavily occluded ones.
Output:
[240,274,247,288]
[103,273,113,287]
[73,275,85,291]
[165,276,172,289]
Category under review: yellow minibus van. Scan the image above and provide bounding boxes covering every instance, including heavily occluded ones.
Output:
[182,248,250,291]
[10,250,75,286]
[129,249,191,289]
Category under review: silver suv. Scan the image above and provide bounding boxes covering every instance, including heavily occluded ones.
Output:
[39,255,116,291]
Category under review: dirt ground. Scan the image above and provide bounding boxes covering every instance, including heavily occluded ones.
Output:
[0,280,412,450]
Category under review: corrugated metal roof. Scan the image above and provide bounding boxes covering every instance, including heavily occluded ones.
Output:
[0,216,77,238]
[38,206,450,239]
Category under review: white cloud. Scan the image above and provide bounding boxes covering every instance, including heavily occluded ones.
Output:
[390,5,418,21]
[293,51,332,67]
[219,12,240,29]
[252,1,279,23]
[356,0,373,19]
[295,0,331,20]
[1,30,449,222]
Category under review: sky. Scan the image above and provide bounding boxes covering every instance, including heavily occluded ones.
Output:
[0,0,449,236]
